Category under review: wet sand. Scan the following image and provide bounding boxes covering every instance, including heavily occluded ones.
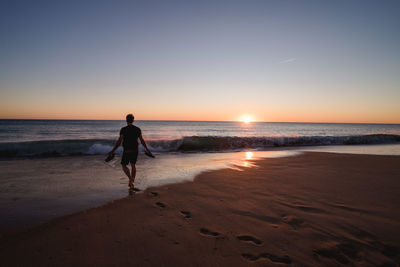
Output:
[0,151,298,234]
[0,152,399,266]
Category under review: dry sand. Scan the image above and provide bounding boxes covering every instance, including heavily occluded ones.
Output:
[0,152,399,266]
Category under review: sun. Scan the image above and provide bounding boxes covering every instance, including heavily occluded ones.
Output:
[239,115,254,124]
[243,117,251,124]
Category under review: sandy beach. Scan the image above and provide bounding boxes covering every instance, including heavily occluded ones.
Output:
[0,152,399,266]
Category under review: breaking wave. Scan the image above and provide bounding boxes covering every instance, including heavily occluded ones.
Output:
[0,134,399,158]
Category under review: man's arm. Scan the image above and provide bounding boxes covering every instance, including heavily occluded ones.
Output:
[109,135,123,156]
[139,134,152,153]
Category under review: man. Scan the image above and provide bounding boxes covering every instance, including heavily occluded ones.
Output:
[108,114,152,189]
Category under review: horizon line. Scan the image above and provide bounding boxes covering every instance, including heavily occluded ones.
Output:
[0,118,399,125]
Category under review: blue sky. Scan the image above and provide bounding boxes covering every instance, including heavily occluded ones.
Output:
[1,0,399,122]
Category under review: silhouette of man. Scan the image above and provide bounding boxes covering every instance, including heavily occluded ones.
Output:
[108,114,152,189]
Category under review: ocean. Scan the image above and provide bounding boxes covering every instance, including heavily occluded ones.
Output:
[1,119,400,158]
[1,119,400,233]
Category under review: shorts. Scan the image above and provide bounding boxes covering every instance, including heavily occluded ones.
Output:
[121,150,138,165]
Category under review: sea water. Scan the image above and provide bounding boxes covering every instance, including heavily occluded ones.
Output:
[0,120,399,233]
[1,120,399,157]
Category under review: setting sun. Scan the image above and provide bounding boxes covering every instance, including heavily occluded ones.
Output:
[239,115,254,124]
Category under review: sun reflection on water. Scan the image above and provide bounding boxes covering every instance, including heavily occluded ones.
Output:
[245,151,254,160]
[242,151,256,168]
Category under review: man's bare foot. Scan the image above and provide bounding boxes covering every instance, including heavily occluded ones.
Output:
[129,187,140,192]
[128,180,134,188]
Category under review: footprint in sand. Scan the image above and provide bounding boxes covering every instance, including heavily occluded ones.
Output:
[242,253,259,261]
[200,228,220,237]
[282,215,304,229]
[314,241,365,265]
[313,247,350,264]
[180,211,192,218]
[156,202,166,208]
[314,240,399,265]
[242,252,292,264]
[150,192,159,197]
[236,235,263,245]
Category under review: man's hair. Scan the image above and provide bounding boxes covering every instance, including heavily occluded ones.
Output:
[126,114,134,123]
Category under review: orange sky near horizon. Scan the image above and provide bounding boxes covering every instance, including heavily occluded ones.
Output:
[1,104,399,124]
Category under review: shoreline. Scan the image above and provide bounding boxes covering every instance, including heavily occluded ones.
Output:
[1,152,399,266]
[0,150,302,235]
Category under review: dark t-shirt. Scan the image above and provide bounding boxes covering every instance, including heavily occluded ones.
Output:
[120,125,141,151]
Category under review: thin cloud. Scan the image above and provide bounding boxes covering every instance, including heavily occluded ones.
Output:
[279,58,297,64]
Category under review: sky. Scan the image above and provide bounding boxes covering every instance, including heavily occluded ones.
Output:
[1,0,399,123]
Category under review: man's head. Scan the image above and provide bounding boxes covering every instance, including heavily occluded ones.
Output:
[126,114,134,124]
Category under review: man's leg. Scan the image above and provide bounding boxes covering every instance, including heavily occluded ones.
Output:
[130,163,136,187]
[122,164,132,187]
